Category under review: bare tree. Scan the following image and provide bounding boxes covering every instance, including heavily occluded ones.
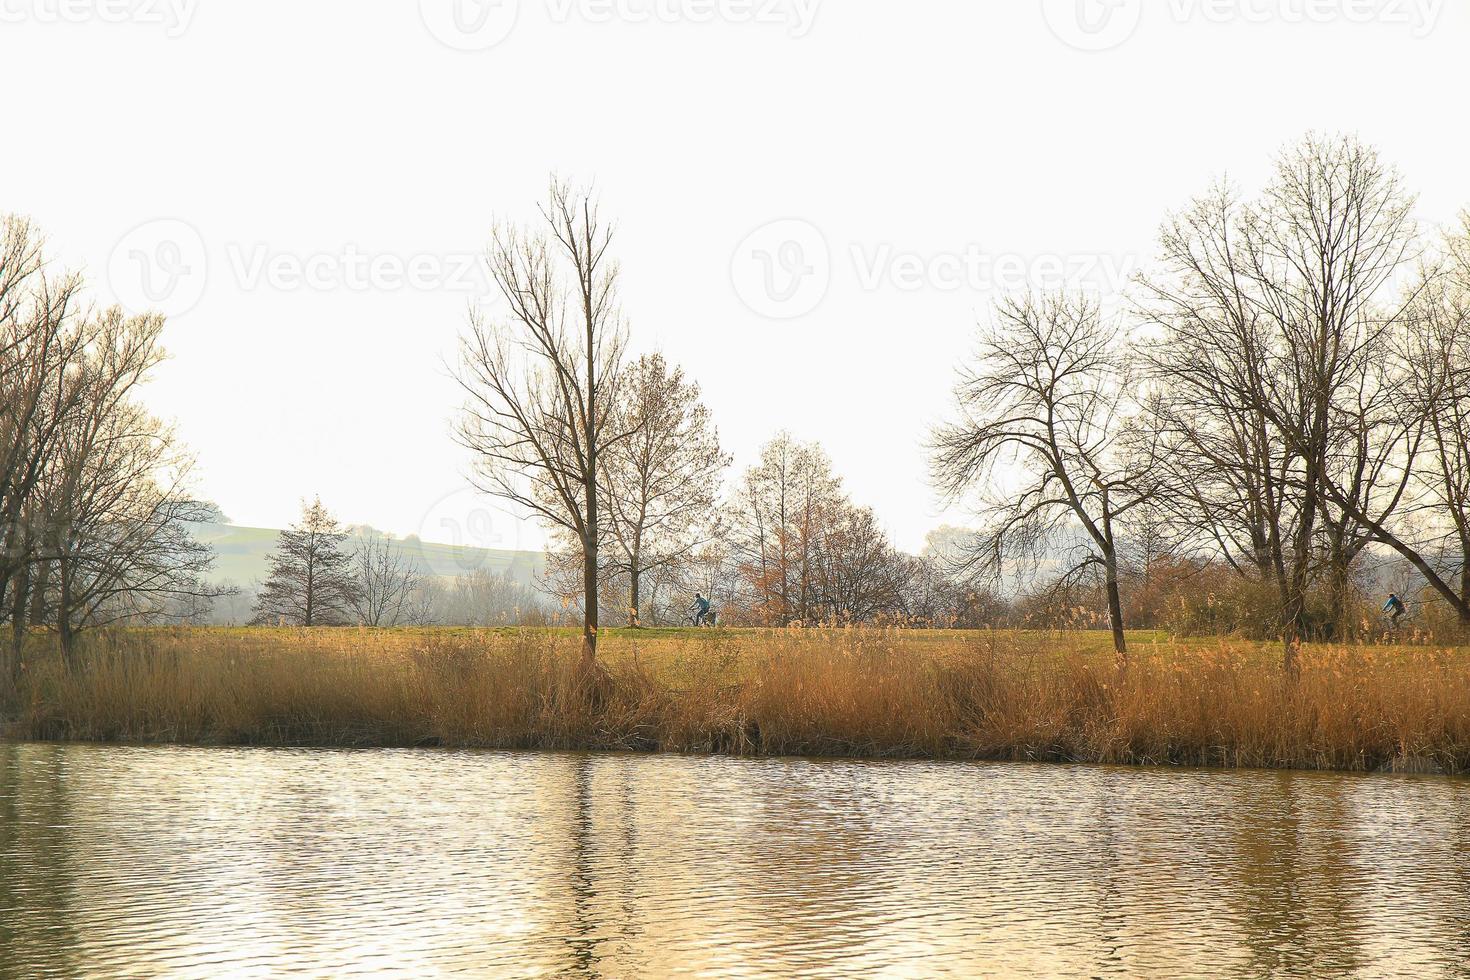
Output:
[1402,216,1470,612]
[0,221,222,676]
[1139,134,1443,656]
[351,532,426,626]
[932,292,1156,663]
[455,179,628,667]
[808,504,909,622]
[601,353,728,625]
[1139,182,1318,643]
[0,217,87,686]
[29,310,223,660]
[251,498,359,626]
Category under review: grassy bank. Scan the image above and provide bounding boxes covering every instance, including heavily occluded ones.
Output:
[4,627,1469,774]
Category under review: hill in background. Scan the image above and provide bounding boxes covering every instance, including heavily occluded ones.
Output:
[189,522,546,592]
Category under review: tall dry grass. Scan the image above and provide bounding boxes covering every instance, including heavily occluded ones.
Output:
[6,627,1470,773]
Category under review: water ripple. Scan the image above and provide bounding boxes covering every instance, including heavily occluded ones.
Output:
[2,744,1469,978]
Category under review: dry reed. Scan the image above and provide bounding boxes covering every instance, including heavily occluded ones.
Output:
[6,627,1469,773]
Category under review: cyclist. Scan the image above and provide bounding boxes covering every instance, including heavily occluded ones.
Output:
[1383,592,1407,628]
[691,592,713,626]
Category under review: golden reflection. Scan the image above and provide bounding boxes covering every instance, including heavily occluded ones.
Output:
[2,746,1469,978]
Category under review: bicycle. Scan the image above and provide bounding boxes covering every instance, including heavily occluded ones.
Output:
[686,606,718,627]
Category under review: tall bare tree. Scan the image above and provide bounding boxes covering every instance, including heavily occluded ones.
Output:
[1139,134,1446,656]
[1403,216,1470,612]
[0,217,87,683]
[455,180,628,666]
[932,292,1156,662]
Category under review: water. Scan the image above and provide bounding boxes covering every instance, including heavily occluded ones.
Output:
[2,744,1468,978]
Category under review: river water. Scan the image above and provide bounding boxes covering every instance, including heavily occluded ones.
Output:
[2,743,1468,978]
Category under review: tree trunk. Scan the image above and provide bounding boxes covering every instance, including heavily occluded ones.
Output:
[1325,550,1353,641]
[58,614,75,669]
[1280,591,1303,676]
[582,529,598,666]
[627,564,641,628]
[5,565,29,697]
[58,557,79,672]
[304,564,314,627]
[1105,557,1127,668]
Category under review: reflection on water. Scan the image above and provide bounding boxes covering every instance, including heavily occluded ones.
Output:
[2,743,1469,978]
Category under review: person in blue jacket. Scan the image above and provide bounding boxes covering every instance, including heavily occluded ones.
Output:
[691,593,713,626]
[1383,593,1407,627]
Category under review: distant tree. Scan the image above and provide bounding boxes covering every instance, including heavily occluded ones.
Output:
[251,498,358,626]
[733,433,844,625]
[905,529,1014,628]
[186,500,230,524]
[729,432,914,626]
[209,579,257,625]
[601,353,729,625]
[350,532,426,626]
[435,568,547,626]
[809,504,908,622]
[454,179,628,667]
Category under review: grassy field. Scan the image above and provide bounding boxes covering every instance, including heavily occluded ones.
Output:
[4,625,1468,774]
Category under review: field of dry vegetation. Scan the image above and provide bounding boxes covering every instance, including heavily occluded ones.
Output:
[5,626,1469,775]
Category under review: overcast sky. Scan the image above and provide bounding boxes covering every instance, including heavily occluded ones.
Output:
[3,0,1467,553]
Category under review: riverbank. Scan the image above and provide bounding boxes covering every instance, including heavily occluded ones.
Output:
[4,627,1468,774]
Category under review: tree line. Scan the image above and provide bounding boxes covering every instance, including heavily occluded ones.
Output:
[457,139,1470,670]
[6,133,1467,682]
[452,181,999,666]
[934,133,1470,668]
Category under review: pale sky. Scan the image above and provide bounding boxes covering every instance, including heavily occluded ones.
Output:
[3,0,1467,553]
